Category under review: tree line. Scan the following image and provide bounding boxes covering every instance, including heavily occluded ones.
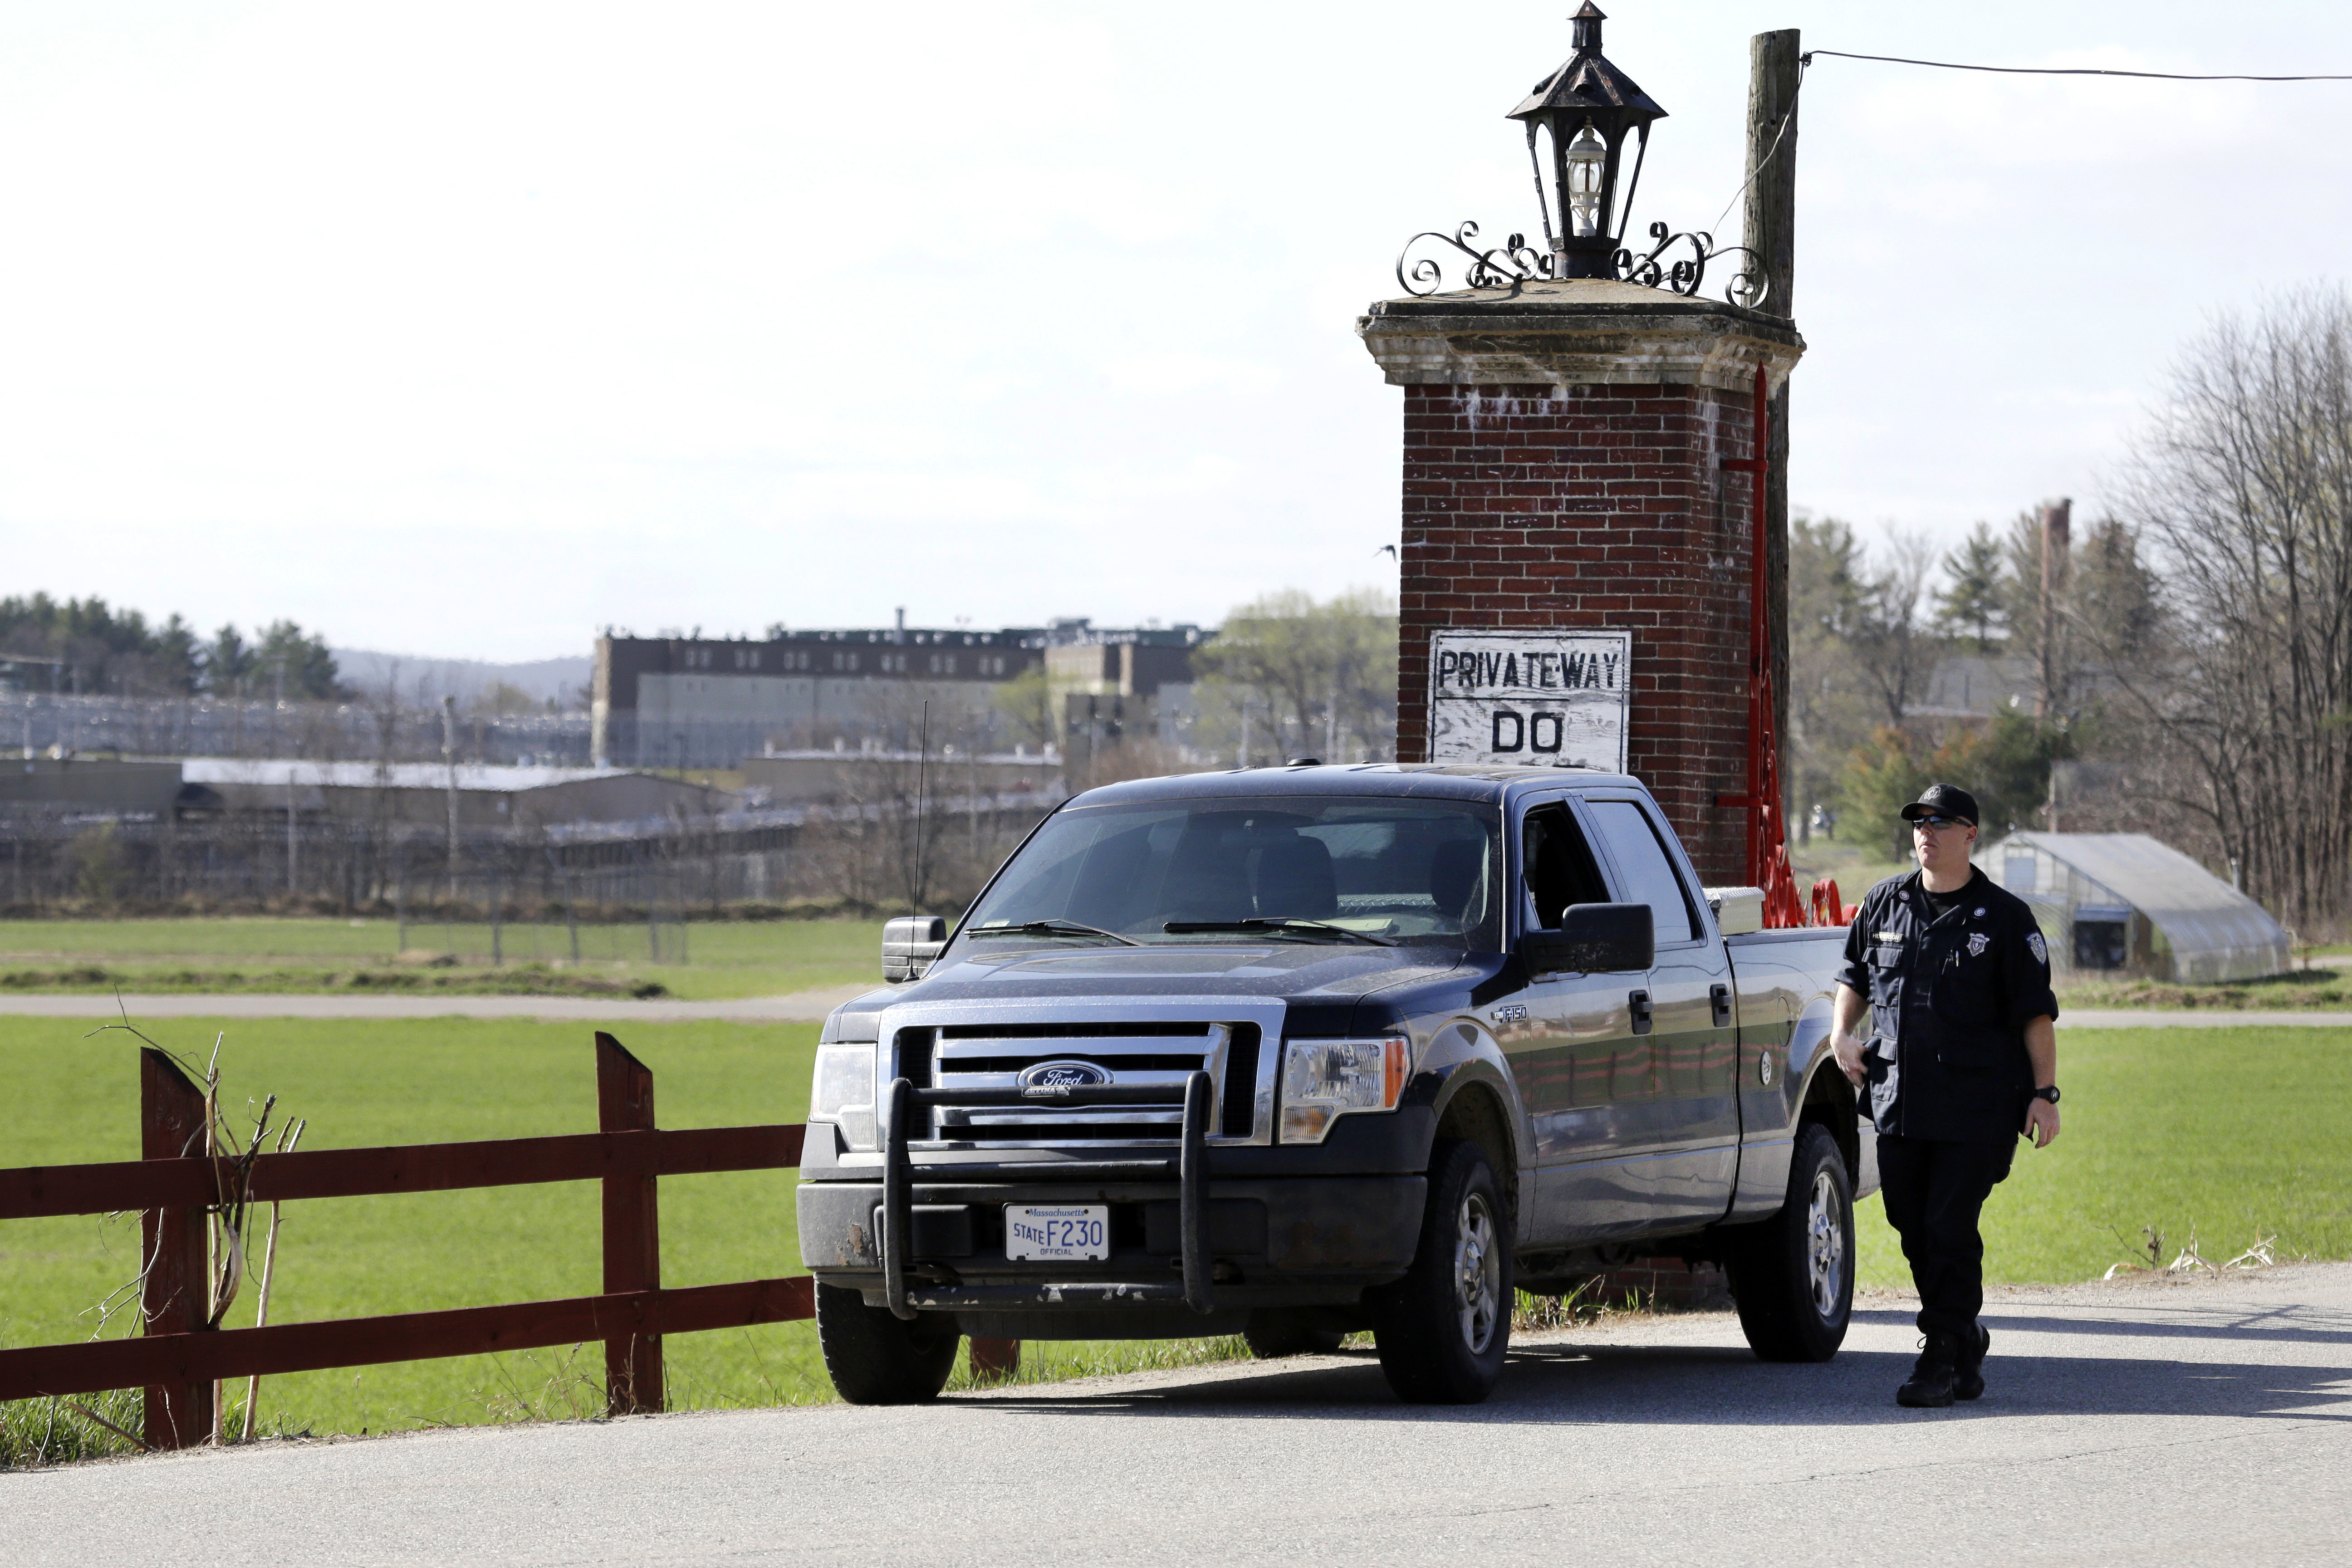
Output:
[1792,286,2352,933]
[989,587,1400,783]
[0,594,344,701]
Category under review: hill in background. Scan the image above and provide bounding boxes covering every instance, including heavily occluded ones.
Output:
[332,650,591,708]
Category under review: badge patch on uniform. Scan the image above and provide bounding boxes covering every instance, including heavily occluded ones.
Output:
[1967,932,1990,957]
[2027,931,2048,965]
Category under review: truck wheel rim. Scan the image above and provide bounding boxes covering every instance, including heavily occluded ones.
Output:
[1806,1169,1844,1320]
[1456,1191,1500,1353]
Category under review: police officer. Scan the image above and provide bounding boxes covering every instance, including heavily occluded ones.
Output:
[1830,783,2062,1408]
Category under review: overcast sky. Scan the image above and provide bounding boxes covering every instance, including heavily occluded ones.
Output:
[5,0,2351,662]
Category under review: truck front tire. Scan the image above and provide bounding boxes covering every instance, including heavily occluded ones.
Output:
[1372,1139,1513,1404]
[814,1283,961,1404]
[1726,1121,1854,1362]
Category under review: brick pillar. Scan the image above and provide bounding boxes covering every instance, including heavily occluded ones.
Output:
[1358,279,1802,885]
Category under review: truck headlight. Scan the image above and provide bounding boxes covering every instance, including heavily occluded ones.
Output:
[811,1042,877,1151]
[1279,1036,1409,1144]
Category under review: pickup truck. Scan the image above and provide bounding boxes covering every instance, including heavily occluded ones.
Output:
[797,763,1872,1405]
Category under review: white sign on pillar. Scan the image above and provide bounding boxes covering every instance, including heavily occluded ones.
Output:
[1427,629,1632,771]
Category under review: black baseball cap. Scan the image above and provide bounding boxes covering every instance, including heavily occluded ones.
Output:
[1901,783,1979,825]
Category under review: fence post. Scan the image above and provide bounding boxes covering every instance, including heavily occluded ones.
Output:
[140,1048,214,1450]
[969,1338,1021,1382]
[596,1031,663,1415]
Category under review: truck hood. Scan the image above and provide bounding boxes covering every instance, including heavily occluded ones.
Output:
[832,942,1490,1035]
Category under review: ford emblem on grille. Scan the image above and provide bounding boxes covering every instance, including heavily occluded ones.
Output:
[1019,1060,1111,1089]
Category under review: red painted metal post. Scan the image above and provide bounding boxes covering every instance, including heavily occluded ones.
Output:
[596,1032,663,1415]
[968,1337,1020,1381]
[1720,365,1807,927]
[140,1048,214,1450]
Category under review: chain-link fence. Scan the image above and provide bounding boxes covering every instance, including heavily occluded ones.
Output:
[0,791,1061,930]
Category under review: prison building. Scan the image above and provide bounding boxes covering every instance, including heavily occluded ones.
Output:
[590,620,1207,768]
[1982,831,2291,983]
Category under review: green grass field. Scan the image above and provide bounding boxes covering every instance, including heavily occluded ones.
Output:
[1852,1025,2352,1286]
[0,1014,1259,1457]
[3,1018,2345,1456]
[0,917,884,1000]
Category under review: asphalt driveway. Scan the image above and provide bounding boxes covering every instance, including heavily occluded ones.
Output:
[7,1264,2347,1566]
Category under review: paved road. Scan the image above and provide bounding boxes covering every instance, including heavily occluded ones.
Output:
[0,984,869,1024]
[9,1265,2348,1566]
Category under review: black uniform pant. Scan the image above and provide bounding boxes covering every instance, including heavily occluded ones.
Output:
[1877,1134,2017,1339]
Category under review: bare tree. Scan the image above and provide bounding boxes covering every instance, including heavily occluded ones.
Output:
[2117,286,2352,931]
[1851,528,1936,729]
[1192,588,1397,764]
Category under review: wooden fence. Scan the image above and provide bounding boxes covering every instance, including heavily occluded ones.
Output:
[0,1033,1014,1449]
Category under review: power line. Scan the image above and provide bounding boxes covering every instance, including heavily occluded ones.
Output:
[1803,49,2352,83]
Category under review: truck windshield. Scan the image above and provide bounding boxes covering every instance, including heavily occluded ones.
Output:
[962,797,1501,949]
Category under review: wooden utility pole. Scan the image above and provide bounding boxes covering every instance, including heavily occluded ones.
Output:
[2037,498,2073,719]
[1743,29,1800,821]
[2038,497,2073,832]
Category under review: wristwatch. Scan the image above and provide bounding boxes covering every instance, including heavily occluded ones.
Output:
[2031,1085,2061,1104]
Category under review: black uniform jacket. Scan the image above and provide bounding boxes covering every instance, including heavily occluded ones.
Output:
[1836,866,2059,1142]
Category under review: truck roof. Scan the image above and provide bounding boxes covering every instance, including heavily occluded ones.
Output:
[1067,762,1643,809]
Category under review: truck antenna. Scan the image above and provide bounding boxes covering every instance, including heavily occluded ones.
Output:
[913,701,930,907]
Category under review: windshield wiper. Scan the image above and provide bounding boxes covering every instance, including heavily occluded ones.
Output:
[965,919,1141,946]
[1162,918,1395,946]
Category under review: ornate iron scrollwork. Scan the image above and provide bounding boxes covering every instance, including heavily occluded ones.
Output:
[1395,223,1554,299]
[1392,218,1768,309]
[1612,222,1769,309]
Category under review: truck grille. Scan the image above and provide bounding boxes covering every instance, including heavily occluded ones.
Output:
[897,1020,1262,1146]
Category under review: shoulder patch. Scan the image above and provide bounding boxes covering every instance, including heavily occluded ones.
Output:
[2027,931,2048,965]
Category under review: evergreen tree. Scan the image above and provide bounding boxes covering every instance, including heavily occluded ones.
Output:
[1933,522,2007,650]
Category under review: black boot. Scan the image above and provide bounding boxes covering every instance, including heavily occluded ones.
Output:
[1896,1331,1960,1408]
[1953,1323,1990,1401]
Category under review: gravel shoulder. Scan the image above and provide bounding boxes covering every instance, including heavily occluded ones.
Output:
[9,1262,2348,1566]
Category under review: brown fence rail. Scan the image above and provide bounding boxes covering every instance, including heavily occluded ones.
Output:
[0,1033,1013,1449]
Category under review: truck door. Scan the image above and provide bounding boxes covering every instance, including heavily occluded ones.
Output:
[1583,795,1741,1233]
[1512,799,1659,1244]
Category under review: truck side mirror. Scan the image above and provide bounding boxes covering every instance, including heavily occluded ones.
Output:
[882,915,948,983]
[1521,902,1653,976]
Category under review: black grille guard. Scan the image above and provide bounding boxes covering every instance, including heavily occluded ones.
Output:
[879,1073,1215,1321]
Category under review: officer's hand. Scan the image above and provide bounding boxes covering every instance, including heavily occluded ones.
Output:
[2024,1099,2061,1149]
[1830,1031,1868,1087]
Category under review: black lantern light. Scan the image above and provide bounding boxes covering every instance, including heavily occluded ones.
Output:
[1509,3,1666,280]
[1392,5,1759,304]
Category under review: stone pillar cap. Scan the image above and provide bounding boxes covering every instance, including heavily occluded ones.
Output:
[1358,278,1803,393]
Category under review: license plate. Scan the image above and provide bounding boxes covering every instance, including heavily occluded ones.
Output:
[1004,1204,1111,1262]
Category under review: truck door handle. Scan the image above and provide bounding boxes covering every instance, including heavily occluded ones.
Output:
[1710,984,1733,1028]
[1629,990,1653,1035]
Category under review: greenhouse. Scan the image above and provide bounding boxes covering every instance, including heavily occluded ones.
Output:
[1978,832,2292,984]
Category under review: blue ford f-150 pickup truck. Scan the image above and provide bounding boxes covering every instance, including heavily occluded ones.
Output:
[797,763,1869,1404]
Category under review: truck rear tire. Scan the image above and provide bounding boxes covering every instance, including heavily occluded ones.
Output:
[1727,1121,1854,1363]
[1372,1139,1512,1404]
[814,1283,961,1404]
[1242,1310,1345,1359]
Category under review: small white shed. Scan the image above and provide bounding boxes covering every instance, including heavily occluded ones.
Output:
[1980,832,2291,984]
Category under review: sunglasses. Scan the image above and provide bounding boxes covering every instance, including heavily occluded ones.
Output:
[1911,814,1971,831]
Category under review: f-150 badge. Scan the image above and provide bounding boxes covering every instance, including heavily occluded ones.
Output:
[1490,1004,1529,1025]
